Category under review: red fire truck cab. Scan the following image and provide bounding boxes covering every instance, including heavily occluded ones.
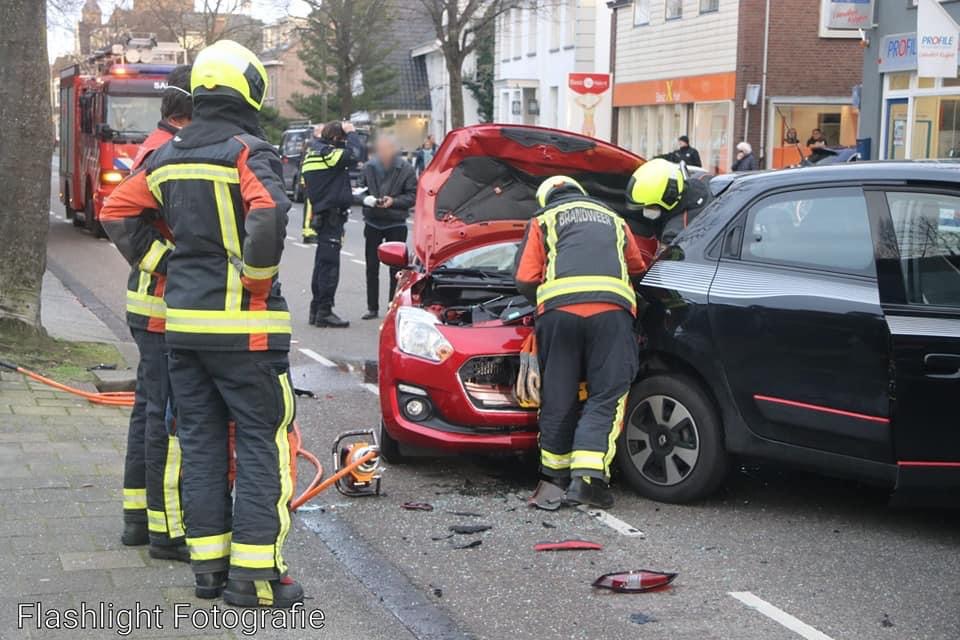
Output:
[59,43,183,237]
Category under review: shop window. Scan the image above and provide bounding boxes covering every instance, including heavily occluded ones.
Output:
[666,0,682,20]
[910,96,960,159]
[886,191,960,307]
[888,73,911,91]
[944,78,960,88]
[699,0,719,13]
[817,112,841,146]
[744,188,875,275]
[634,0,650,25]
[918,77,935,89]
[693,102,731,174]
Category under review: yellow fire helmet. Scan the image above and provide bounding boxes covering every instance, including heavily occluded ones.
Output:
[626,158,685,211]
[191,40,268,111]
[535,175,587,207]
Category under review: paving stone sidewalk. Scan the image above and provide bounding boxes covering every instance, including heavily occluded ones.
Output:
[0,274,416,639]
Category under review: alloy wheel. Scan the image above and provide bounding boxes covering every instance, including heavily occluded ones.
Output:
[623,394,700,486]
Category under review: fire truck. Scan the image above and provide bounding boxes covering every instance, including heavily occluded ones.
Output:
[58,37,186,237]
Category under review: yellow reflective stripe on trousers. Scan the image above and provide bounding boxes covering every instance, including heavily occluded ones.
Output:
[274,372,295,574]
[255,581,274,606]
[542,209,559,282]
[536,275,635,307]
[126,290,166,318]
[164,435,185,539]
[165,309,292,335]
[603,391,629,475]
[147,509,167,534]
[231,542,276,569]
[123,488,146,510]
[214,180,243,311]
[139,239,173,274]
[570,450,606,472]
[147,163,240,202]
[187,532,232,561]
[540,449,572,470]
[614,215,628,281]
[242,263,279,280]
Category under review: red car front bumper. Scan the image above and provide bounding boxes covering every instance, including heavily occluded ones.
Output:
[378,302,539,453]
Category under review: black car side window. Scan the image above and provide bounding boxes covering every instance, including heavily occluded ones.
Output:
[742,187,875,276]
[885,191,960,308]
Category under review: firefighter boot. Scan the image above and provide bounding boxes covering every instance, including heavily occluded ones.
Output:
[121,522,149,546]
[314,307,349,328]
[149,542,191,563]
[223,576,305,609]
[195,571,228,599]
[563,476,614,509]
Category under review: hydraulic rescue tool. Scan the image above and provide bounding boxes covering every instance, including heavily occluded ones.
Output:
[0,360,384,509]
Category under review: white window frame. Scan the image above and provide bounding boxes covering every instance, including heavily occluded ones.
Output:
[634,0,650,26]
[699,0,720,14]
[880,72,960,160]
[665,0,683,21]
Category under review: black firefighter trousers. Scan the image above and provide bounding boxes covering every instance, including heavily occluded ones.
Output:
[122,328,184,546]
[535,309,638,482]
[167,349,296,581]
[310,207,347,316]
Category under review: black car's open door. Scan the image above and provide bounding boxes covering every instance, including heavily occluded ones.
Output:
[868,187,960,506]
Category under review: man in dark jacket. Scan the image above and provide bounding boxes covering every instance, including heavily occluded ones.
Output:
[301,121,364,328]
[359,135,417,319]
[675,135,701,167]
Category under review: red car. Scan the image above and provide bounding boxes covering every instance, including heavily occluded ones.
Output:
[376,124,646,460]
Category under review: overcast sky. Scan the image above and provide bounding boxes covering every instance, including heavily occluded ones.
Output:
[48,0,311,62]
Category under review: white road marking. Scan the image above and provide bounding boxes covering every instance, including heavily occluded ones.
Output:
[362,383,380,396]
[351,259,366,266]
[340,250,355,257]
[729,592,835,640]
[577,506,645,537]
[293,242,312,248]
[299,348,336,367]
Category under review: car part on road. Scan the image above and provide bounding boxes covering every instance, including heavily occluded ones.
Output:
[449,524,492,534]
[592,570,678,593]
[528,479,566,511]
[617,374,728,504]
[534,540,603,552]
[628,612,657,625]
[293,387,316,398]
[451,539,482,549]
[401,502,434,511]
[446,510,484,517]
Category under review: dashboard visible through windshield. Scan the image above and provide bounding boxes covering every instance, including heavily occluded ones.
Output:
[438,242,520,275]
[106,95,161,139]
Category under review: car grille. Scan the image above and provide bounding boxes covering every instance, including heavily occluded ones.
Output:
[458,355,527,410]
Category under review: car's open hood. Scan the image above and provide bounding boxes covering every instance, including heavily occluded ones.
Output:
[414,125,643,272]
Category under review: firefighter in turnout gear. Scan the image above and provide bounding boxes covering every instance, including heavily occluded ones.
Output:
[301,121,364,328]
[514,176,648,509]
[625,157,711,247]
[101,40,303,609]
[120,65,191,563]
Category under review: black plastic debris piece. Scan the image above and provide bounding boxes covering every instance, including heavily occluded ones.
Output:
[402,502,434,511]
[293,387,316,398]
[451,539,482,550]
[881,613,894,628]
[629,613,657,625]
[432,587,443,598]
[542,521,557,529]
[449,524,491,534]
[446,510,483,518]
[431,533,454,541]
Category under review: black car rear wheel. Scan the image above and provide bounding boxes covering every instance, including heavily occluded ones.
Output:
[616,374,728,503]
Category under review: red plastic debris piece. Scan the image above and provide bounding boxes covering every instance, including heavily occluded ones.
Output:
[534,540,603,552]
[592,570,677,593]
[401,502,434,511]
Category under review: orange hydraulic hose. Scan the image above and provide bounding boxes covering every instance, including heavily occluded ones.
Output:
[1,360,358,510]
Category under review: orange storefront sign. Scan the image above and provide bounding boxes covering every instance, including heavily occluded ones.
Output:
[613,71,736,107]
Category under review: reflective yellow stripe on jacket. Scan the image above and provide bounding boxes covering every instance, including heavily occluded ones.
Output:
[536,275,636,308]
[165,309,292,334]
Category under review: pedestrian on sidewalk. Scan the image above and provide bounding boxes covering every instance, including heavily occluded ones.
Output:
[302,120,365,328]
[732,141,758,171]
[121,64,191,563]
[102,40,303,609]
[359,135,417,320]
[413,135,437,177]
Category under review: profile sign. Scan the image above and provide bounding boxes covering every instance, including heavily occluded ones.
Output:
[917,0,960,78]
[566,73,612,142]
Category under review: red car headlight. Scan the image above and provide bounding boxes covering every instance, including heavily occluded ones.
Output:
[396,307,453,362]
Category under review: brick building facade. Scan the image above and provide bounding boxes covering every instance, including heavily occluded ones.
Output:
[611,0,863,171]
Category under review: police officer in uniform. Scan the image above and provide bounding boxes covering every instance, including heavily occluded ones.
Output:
[102,40,302,608]
[302,121,364,328]
[514,176,648,509]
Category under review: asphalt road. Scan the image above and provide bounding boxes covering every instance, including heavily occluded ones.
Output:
[46,167,960,640]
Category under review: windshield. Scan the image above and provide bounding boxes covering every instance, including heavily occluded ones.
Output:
[282,131,308,157]
[106,95,160,138]
[439,242,519,274]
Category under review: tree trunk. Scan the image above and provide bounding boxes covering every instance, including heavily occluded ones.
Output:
[446,54,466,130]
[0,0,52,331]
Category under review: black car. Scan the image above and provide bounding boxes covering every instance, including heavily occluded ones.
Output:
[279,125,312,202]
[623,161,960,506]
